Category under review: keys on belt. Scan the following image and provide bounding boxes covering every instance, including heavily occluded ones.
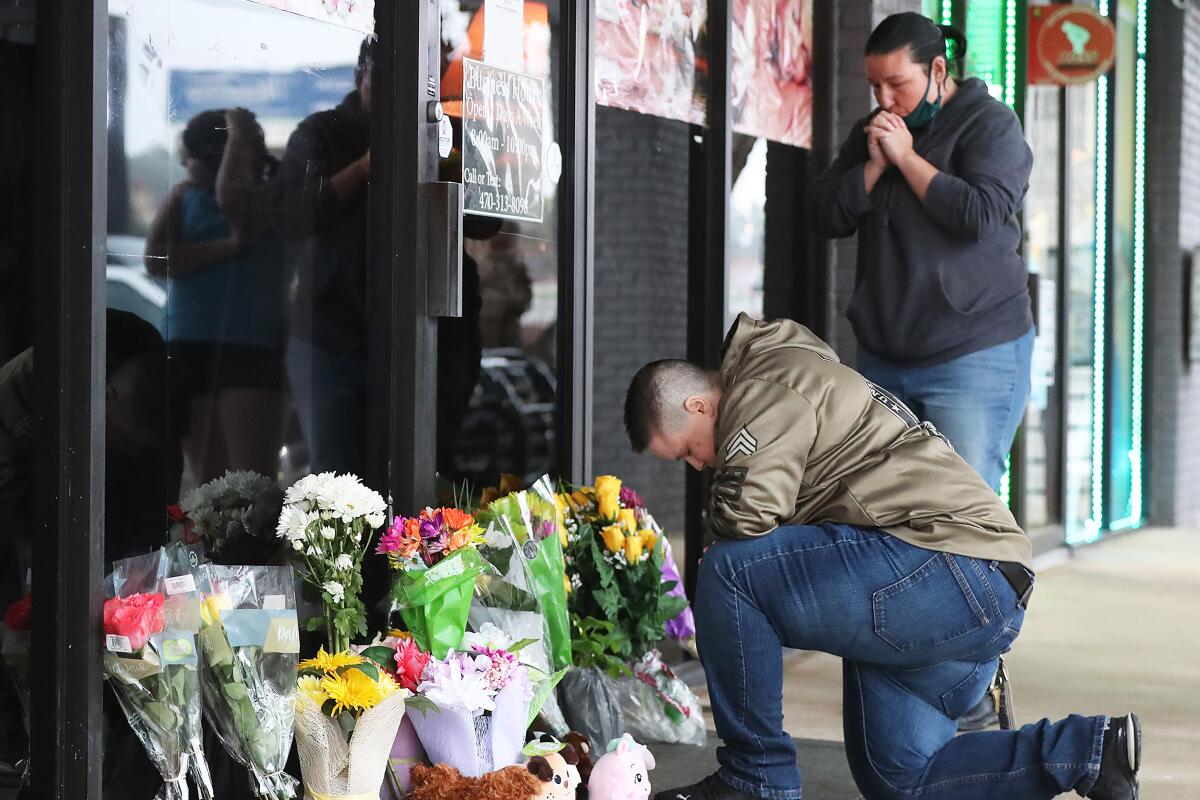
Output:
[995,560,1034,609]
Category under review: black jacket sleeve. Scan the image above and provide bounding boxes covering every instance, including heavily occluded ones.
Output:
[808,117,875,239]
[921,108,1033,242]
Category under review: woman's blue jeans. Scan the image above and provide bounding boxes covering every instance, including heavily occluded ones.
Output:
[856,328,1035,492]
[695,523,1105,799]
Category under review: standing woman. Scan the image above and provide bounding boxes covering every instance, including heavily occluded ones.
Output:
[809,13,1034,497]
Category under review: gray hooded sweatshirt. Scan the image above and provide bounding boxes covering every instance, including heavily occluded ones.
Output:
[809,78,1033,366]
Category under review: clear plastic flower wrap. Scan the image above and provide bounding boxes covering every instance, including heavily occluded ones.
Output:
[615,649,706,746]
[196,564,300,799]
[104,544,214,800]
[474,475,572,674]
[2,584,31,787]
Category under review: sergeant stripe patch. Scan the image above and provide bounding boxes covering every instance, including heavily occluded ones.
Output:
[726,426,758,459]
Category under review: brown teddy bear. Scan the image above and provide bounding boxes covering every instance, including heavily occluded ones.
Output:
[407,744,582,800]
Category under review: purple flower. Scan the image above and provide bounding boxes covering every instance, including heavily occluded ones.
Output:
[619,486,645,510]
[534,519,555,541]
[418,509,444,540]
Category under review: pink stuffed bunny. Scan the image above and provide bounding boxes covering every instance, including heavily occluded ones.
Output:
[586,734,656,800]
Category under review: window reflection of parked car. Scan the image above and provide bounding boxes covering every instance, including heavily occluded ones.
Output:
[449,348,555,488]
[106,235,167,334]
[103,234,312,487]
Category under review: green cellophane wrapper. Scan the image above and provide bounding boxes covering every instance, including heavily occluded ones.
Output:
[391,548,488,658]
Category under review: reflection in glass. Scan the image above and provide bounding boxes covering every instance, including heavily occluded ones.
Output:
[0,31,35,785]
[105,1,370,794]
[438,0,560,489]
[1065,79,1098,541]
[727,137,766,327]
[1021,85,1062,531]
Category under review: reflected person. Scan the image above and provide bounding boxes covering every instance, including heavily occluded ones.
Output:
[144,107,287,485]
[273,39,373,475]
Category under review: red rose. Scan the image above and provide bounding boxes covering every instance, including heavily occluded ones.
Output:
[166,504,186,524]
[393,637,432,693]
[103,593,166,652]
[3,594,31,632]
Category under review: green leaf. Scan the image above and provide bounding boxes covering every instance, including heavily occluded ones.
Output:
[142,701,176,731]
[359,646,397,672]
[405,694,439,715]
[664,703,685,725]
[322,698,338,717]
[591,586,622,619]
[343,662,380,682]
[222,680,249,701]
[337,709,358,739]
[507,638,539,654]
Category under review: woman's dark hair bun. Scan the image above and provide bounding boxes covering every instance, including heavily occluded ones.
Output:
[866,13,967,75]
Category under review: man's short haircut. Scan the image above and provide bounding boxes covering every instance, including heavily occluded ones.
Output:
[624,359,719,452]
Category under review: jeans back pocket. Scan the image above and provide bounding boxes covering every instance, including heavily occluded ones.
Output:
[873,553,990,653]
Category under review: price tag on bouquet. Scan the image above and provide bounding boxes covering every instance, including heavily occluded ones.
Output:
[104,651,163,682]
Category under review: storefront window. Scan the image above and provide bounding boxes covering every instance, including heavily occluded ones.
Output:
[105,1,370,792]
[1022,83,1062,532]
[439,0,563,489]
[1106,0,1140,528]
[1065,77,1099,542]
[727,136,767,327]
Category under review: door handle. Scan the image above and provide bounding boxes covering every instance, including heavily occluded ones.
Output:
[426,181,463,318]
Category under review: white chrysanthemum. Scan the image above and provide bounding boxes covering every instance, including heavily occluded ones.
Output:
[322,581,345,604]
[335,553,354,572]
[292,539,304,552]
[366,511,386,530]
[320,526,337,541]
[276,505,313,541]
[482,523,512,549]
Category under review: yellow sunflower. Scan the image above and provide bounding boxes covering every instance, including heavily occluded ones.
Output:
[299,647,365,675]
[321,668,386,715]
[376,672,403,699]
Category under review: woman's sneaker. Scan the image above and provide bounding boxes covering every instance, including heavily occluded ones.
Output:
[653,772,757,800]
[1087,714,1142,800]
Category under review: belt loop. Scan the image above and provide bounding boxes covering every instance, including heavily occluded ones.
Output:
[988,560,998,571]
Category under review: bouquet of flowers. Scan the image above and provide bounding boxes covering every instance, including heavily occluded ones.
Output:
[180,470,283,563]
[405,637,535,777]
[475,475,572,672]
[104,546,214,800]
[103,589,210,800]
[617,649,706,746]
[377,507,489,659]
[559,476,687,661]
[292,647,410,799]
[196,564,299,799]
[276,472,387,653]
[2,592,31,786]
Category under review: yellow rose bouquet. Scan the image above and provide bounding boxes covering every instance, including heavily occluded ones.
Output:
[557,478,686,661]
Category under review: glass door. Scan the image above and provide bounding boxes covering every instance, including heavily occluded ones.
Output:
[436,0,568,495]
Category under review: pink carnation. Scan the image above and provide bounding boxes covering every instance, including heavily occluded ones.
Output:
[103,593,166,652]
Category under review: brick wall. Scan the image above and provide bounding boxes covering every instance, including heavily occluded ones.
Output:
[1147,2,1200,526]
[591,106,692,533]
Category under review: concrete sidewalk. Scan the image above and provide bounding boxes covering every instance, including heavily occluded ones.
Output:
[676,527,1199,798]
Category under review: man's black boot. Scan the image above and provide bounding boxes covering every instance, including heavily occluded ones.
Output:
[1087,714,1142,800]
[653,772,758,800]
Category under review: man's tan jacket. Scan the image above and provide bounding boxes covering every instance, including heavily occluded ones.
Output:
[711,314,1033,571]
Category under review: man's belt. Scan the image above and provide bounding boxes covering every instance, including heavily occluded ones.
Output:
[996,561,1034,609]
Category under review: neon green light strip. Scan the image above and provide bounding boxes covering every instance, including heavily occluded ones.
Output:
[942,0,953,26]
[1003,0,1018,107]
[1086,72,1109,542]
[1128,0,1147,525]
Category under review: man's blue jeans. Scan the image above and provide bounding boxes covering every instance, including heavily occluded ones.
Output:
[857,328,1035,492]
[695,523,1105,799]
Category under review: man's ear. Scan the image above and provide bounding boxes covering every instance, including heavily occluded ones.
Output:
[684,394,717,418]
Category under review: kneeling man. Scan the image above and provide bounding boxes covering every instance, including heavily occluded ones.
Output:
[625,314,1140,800]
